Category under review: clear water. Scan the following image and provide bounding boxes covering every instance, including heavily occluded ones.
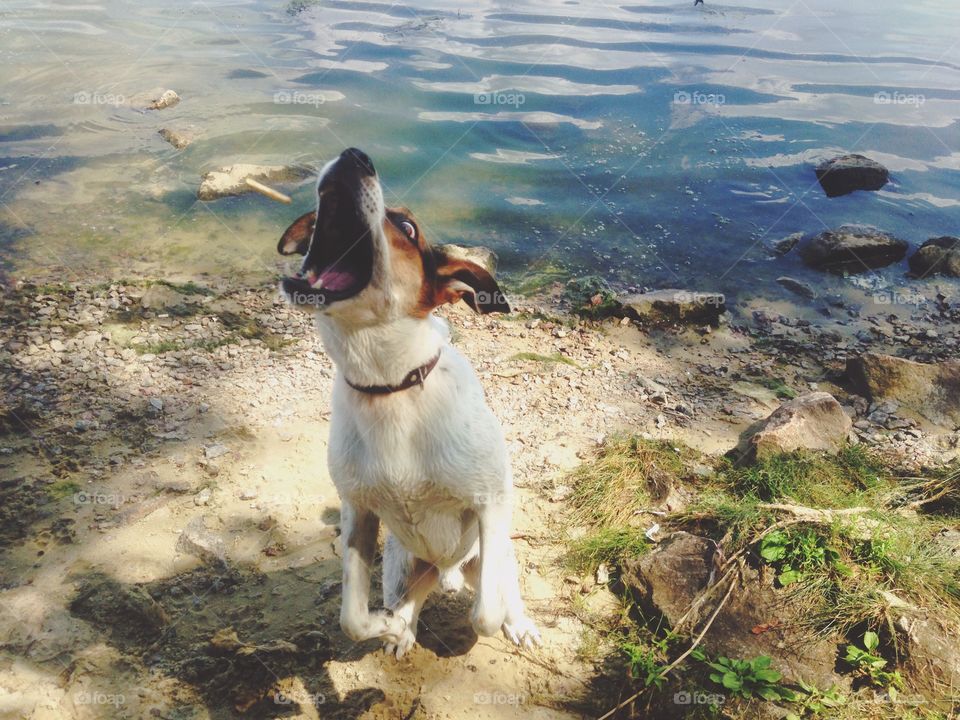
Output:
[1,0,958,299]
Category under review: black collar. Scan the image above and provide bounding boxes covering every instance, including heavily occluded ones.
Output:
[345,351,441,395]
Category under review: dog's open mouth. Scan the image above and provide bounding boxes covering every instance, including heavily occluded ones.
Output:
[282,181,375,307]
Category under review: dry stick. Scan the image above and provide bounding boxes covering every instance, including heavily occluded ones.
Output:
[596,564,740,720]
[244,177,292,204]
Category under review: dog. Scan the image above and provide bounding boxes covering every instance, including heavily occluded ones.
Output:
[277,148,541,657]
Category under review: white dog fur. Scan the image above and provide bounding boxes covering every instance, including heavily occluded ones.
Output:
[280,150,541,658]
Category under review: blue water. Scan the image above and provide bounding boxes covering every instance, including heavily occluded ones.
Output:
[1,0,958,298]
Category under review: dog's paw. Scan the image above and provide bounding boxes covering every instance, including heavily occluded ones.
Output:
[384,626,417,659]
[368,610,408,644]
[502,615,542,650]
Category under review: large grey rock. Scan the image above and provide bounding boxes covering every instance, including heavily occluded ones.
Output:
[198,164,311,201]
[908,236,960,278]
[623,532,846,688]
[176,516,226,565]
[800,225,908,274]
[731,392,853,462]
[618,289,726,327]
[898,612,960,705]
[815,154,889,197]
[847,352,960,427]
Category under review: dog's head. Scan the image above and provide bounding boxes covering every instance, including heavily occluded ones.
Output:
[278,148,509,322]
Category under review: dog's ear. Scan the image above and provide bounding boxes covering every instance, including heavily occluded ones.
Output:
[278,211,315,256]
[430,249,510,314]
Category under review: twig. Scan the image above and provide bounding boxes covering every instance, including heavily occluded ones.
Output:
[596,563,740,720]
[245,177,292,204]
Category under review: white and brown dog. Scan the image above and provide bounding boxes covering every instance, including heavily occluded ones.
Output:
[277,148,540,657]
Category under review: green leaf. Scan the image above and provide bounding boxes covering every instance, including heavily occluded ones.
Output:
[757,686,781,701]
[761,545,786,561]
[888,686,899,701]
[779,569,801,585]
[753,656,772,669]
[709,672,723,684]
[722,671,742,690]
[863,631,879,651]
[754,668,782,683]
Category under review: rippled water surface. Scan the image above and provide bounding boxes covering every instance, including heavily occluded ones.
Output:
[1,0,958,297]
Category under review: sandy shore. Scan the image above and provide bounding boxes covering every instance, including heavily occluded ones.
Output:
[1,275,958,719]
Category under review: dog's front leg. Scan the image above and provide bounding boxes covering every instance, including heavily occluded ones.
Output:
[339,502,406,644]
[471,501,509,636]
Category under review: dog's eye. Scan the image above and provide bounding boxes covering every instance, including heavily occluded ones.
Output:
[400,220,417,240]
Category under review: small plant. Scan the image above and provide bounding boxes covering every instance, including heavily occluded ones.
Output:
[785,680,846,718]
[621,641,667,690]
[567,527,648,573]
[704,655,795,701]
[759,528,846,586]
[844,631,904,699]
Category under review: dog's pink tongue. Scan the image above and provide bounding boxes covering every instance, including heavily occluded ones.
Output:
[319,267,357,292]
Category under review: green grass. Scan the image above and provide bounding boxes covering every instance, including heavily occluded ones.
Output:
[567,527,649,574]
[757,376,799,399]
[47,480,81,500]
[568,436,693,529]
[509,351,580,368]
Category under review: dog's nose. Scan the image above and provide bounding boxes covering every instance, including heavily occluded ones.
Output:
[340,147,375,177]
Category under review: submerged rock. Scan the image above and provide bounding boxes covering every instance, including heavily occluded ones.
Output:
[158,127,193,150]
[776,276,817,299]
[198,164,312,201]
[765,232,803,257]
[618,289,726,327]
[800,225,908,274]
[148,89,180,110]
[908,236,960,278]
[730,391,853,462]
[815,154,889,197]
[847,352,960,427]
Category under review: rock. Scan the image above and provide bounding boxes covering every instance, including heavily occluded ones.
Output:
[623,532,718,626]
[765,232,803,257]
[197,164,311,201]
[203,443,229,460]
[617,289,726,327]
[158,127,193,150]
[898,611,960,704]
[815,154,889,197]
[800,225,908,274]
[438,244,498,275]
[176,516,226,565]
[140,284,188,309]
[623,532,845,688]
[846,353,960,427]
[194,488,212,506]
[730,392,853,462]
[776,276,817,299]
[69,574,169,642]
[908,236,960,278]
[147,89,180,110]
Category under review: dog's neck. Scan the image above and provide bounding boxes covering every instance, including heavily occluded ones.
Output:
[316,313,447,389]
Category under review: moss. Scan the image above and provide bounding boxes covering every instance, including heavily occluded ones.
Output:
[509,351,580,368]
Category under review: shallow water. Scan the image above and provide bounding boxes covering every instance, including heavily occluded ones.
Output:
[1,0,958,301]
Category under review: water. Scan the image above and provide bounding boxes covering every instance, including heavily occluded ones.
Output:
[1,0,958,300]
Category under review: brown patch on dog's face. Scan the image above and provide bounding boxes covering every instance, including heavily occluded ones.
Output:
[379,207,510,317]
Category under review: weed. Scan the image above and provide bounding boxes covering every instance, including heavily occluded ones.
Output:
[759,528,847,586]
[47,480,82,500]
[785,680,846,719]
[701,654,795,702]
[844,631,904,698]
[509,351,580,368]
